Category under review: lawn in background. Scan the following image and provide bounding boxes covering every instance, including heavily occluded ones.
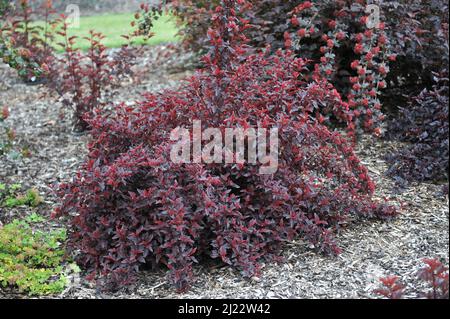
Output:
[40,13,180,51]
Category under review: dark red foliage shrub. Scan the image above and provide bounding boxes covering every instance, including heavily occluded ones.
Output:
[43,5,158,131]
[168,0,393,135]
[43,4,160,131]
[286,1,393,136]
[1,1,160,131]
[44,22,128,131]
[168,0,449,134]
[374,276,405,299]
[167,0,219,53]
[45,23,109,131]
[418,259,450,299]
[381,0,449,110]
[385,75,449,186]
[287,0,449,121]
[381,1,449,188]
[375,259,449,299]
[167,0,297,54]
[55,0,396,291]
[286,1,449,112]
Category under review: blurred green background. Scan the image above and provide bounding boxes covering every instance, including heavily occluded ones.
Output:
[37,13,179,51]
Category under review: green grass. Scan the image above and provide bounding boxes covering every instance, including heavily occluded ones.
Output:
[40,13,180,51]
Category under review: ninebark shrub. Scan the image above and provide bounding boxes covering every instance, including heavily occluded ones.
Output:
[168,0,394,135]
[382,2,449,187]
[44,4,161,131]
[167,0,449,135]
[285,1,392,136]
[385,75,449,186]
[55,0,396,291]
[0,1,160,131]
[381,0,449,110]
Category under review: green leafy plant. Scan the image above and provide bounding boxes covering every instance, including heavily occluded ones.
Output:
[0,0,11,16]
[0,217,68,295]
[0,183,43,208]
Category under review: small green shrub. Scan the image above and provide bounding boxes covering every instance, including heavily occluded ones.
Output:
[0,183,43,208]
[4,188,42,208]
[0,0,11,16]
[0,218,67,295]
